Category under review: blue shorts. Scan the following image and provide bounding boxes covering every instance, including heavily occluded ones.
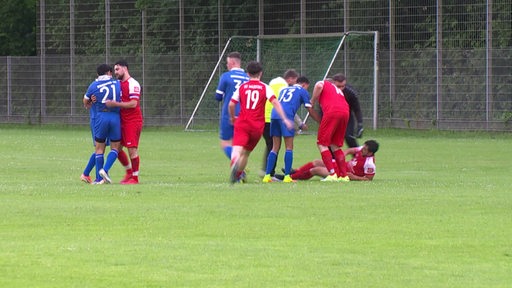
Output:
[269,118,295,138]
[94,112,121,143]
[90,117,110,146]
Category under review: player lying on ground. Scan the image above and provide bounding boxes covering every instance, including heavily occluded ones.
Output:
[273,140,379,181]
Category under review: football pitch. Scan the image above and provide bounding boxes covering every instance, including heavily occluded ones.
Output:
[1,125,511,287]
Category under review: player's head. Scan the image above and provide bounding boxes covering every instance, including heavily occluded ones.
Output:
[297,75,310,89]
[114,59,130,80]
[332,73,347,90]
[283,69,299,85]
[226,52,242,70]
[97,64,112,76]
[364,140,379,155]
[246,61,263,78]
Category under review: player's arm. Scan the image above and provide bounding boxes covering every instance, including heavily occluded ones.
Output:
[83,95,92,108]
[106,99,137,109]
[344,147,358,157]
[215,75,226,101]
[347,172,374,181]
[310,81,324,106]
[228,99,237,124]
[294,114,308,130]
[305,106,321,123]
[294,114,303,126]
[215,91,224,102]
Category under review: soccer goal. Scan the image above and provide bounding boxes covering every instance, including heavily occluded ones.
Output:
[185,31,379,131]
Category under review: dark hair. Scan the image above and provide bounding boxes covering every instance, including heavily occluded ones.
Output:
[283,69,299,79]
[365,140,379,153]
[332,73,346,83]
[246,61,263,76]
[227,51,241,60]
[297,76,310,84]
[114,59,129,69]
[96,64,112,76]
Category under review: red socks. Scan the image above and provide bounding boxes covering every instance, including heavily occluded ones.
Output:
[131,156,140,181]
[291,162,315,180]
[321,150,335,175]
[333,149,347,177]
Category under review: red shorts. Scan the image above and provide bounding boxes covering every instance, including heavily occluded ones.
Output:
[232,124,264,152]
[317,112,349,147]
[121,121,143,148]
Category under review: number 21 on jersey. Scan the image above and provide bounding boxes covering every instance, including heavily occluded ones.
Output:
[99,84,119,103]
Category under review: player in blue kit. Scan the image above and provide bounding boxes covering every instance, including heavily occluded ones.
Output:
[262,71,321,183]
[82,64,122,184]
[215,52,249,160]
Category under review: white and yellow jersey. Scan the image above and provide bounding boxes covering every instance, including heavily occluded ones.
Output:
[265,77,287,123]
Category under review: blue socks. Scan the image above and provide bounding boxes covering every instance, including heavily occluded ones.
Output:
[223,146,232,159]
[284,150,293,175]
[103,149,119,172]
[83,152,95,176]
[266,151,278,175]
[95,154,104,180]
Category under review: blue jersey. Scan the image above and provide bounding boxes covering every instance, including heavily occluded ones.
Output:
[271,84,312,120]
[84,76,122,113]
[215,67,249,140]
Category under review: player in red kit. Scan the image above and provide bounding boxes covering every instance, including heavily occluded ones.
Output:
[228,61,294,184]
[310,74,351,182]
[273,140,379,181]
[106,59,143,184]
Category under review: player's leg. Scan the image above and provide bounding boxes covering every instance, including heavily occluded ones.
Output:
[122,122,142,184]
[127,146,140,183]
[330,112,350,181]
[94,141,107,184]
[117,147,132,183]
[310,166,331,178]
[119,124,133,183]
[345,112,358,148]
[260,122,272,176]
[99,114,122,184]
[317,115,337,179]
[263,120,283,182]
[282,123,296,179]
[230,145,243,183]
[103,115,121,173]
[93,117,109,184]
[101,143,119,184]
[81,152,95,183]
[263,136,280,182]
[219,118,234,160]
[290,159,323,180]
[81,120,96,183]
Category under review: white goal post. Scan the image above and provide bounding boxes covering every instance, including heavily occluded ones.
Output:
[185,31,379,131]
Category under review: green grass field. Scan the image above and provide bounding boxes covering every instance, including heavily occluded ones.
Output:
[1,125,511,287]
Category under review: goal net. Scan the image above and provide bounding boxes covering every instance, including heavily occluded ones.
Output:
[185,32,379,131]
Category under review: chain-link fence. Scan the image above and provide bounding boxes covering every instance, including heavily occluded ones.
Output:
[0,0,510,131]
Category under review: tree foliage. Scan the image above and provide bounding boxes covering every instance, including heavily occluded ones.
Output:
[0,0,37,56]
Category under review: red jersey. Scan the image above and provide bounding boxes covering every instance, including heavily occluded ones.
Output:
[120,77,143,123]
[319,80,349,115]
[231,79,276,131]
[346,146,376,177]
